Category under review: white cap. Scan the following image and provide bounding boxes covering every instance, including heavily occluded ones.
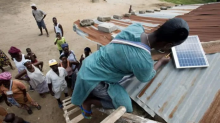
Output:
[49,59,58,66]
[31,4,36,7]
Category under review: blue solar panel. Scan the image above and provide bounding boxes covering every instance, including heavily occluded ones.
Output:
[172,35,209,68]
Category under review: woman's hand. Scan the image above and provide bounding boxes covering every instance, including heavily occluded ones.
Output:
[24,96,28,102]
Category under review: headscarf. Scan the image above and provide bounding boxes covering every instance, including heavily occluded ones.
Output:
[8,46,21,54]
[61,43,68,49]
[0,72,12,81]
[22,59,31,65]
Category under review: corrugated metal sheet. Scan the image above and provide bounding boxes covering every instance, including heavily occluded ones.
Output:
[176,3,220,42]
[73,4,202,46]
[73,2,220,123]
[123,53,220,123]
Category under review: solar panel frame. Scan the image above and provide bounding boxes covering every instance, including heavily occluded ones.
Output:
[172,35,209,69]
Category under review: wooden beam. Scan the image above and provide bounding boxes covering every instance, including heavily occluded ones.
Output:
[70,114,84,123]
[62,97,71,103]
[96,107,160,123]
[122,113,159,123]
[64,107,80,117]
[63,101,71,106]
[63,104,74,110]
[101,106,126,123]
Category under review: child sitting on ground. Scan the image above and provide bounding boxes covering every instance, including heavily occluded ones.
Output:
[4,113,29,123]
[26,48,38,64]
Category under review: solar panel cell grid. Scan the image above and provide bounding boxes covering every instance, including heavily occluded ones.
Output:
[172,35,209,68]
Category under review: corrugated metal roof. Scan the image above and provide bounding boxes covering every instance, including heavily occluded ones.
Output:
[123,53,220,123]
[73,2,220,123]
[176,3,220,42]
[73,4,202,45]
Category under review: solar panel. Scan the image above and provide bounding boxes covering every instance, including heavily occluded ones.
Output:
[172,35,209,68]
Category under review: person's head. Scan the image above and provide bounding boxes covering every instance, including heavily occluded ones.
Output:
[151,18,189,50]
[49,59,58,72]
[60,54,67,63]
[84,47,91,56]
[23,60,33,70]
[53,17,57,24]
[31,4,37,10]
[26,48,32,55]
[61,43,69,55]
[8,46,22,59]
[12,116,25,123]
[56,32,61,38]
[0,72,12,87]
[4,113,15,122]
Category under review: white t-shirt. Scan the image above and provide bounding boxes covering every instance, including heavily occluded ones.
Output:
[13,54,26,72]
[26,65,45,89]
[46,67,67,93]
[32,9,46,22]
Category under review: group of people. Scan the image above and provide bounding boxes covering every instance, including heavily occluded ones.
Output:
[1,3,191,122]
[0,44,92,115]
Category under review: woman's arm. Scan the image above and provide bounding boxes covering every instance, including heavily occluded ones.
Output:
[69,61,79,66]
[58,63,61,67]
[33,61,43,71]
[79,55,84,63]
[15,70,29,81]
[2,93,11,106]
[22,89,28,102]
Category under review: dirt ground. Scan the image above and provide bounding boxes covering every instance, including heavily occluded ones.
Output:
[0,0,171,122]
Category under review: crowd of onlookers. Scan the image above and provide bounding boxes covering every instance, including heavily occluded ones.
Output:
[0,3,93,123]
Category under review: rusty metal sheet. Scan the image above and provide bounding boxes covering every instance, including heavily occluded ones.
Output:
[130,53,220,123]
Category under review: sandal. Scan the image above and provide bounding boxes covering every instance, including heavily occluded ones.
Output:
[58,103,63,109]
[80,105,92,119]
[36,105,41,110]
[27,109,33,114]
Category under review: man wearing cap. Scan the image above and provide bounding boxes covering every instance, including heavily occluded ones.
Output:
[46,59,69,108]
[31,4,49,37]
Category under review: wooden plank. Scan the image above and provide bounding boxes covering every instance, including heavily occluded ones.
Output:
[62,97,71,103]
[122,113,159,123]
[96,107,160,123]
[63,101,71,106]
[64,107,80,116]
[63,104,74,110]
[65,115,70,123]
[101,106,126,123]
[70,114,84,123]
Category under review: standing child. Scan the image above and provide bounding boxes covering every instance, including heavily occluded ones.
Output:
[54,32,66,54]
[26,48,38,64]
[53,17,64,37]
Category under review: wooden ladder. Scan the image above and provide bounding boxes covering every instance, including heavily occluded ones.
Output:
[63,97,159,123]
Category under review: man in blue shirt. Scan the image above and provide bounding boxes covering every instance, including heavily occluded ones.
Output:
[72,18,189,119]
